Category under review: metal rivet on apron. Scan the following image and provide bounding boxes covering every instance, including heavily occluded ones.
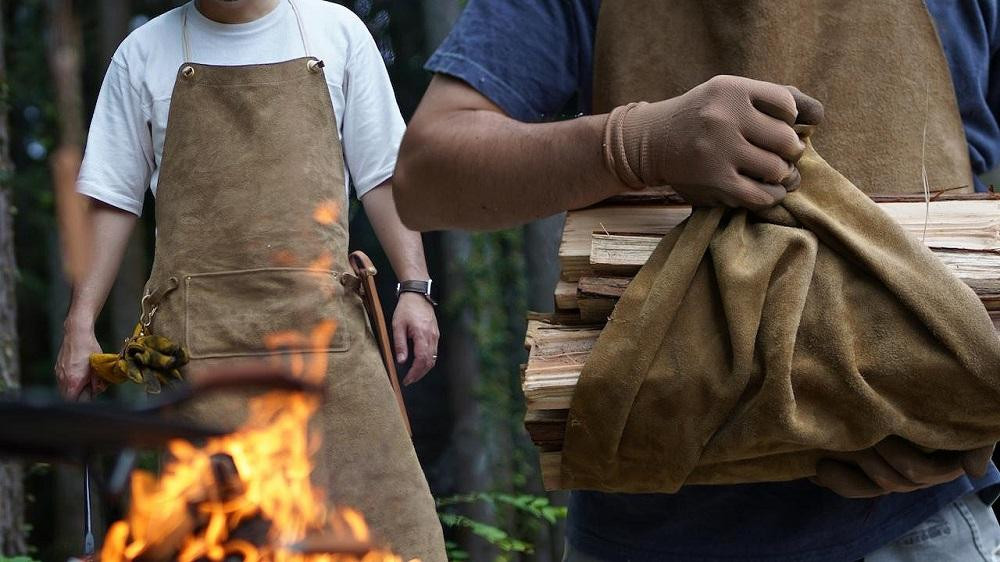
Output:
[182,66,195,79]
[307,59,325,73]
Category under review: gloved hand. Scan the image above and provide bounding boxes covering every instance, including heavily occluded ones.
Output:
[89,323,188,394]
[810,437,995,498]
[603,75,825,210]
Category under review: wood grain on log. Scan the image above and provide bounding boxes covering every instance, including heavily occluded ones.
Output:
[554,280,578,311]
[561,199,1000,282]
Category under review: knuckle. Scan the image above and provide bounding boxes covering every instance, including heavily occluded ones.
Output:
[692,136,716,160]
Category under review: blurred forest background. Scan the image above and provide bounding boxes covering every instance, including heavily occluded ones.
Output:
[0,0,569,560]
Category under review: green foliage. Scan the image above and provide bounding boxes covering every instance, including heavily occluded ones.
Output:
[437,492,567,561]
[439,513,533,555]
[0,557,42,562]
[438,492,567,525]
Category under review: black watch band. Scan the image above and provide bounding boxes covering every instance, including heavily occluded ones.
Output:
[397,279,437,306]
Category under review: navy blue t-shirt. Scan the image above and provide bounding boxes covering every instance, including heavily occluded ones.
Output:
[427,1,1000,561]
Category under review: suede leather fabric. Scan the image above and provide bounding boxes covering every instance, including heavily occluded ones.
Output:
[143,56,446,560]
[562,0,993,493]
[591,0,974,196]
[562,138,1000,493]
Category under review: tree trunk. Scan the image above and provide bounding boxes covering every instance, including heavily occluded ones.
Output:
[420,2,497,560]
[0,1,27,554]
[47,0,89,282]
[47,2,102,559]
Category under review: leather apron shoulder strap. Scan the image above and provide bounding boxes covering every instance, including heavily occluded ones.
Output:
[593,0,974,195]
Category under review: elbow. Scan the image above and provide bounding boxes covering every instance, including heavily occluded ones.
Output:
[393,127,442,231]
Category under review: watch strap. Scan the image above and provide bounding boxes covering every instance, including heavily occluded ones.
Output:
[397,280,437,306]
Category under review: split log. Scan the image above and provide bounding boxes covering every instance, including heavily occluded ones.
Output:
[554,280,578,311]
[560,198,1000,281]
[523,315,1000,413]
[579,236,1000,319]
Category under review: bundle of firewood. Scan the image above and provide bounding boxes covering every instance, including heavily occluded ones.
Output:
[523,189,1000,490]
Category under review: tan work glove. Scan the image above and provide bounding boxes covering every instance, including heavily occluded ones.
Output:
[603,75,825,210]
[89,323,188,394]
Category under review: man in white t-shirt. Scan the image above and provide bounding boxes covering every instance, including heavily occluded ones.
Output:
[53,0,447,559]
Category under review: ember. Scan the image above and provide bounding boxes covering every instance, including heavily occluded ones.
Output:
[100,324,414,562]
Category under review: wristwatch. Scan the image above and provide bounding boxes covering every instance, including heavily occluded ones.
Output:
[397,279,437,306]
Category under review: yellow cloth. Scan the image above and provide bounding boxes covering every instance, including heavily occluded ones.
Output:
[89,323,188,394]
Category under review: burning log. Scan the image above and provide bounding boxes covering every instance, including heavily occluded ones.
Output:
[101,362,410,562]
[525,193,1000,490]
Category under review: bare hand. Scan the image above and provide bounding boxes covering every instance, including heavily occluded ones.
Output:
[811,437,995,498]
[55,327,102,400]
[392,293,439,386]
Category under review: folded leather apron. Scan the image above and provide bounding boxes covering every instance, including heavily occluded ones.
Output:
[561,1,983,491]
[139,2,445,558]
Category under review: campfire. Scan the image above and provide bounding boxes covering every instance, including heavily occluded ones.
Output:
[100,322,413,561]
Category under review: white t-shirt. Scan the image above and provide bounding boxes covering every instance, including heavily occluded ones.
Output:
[77,0,405,216]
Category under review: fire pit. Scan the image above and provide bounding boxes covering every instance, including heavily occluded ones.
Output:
[100,386,409,561]
[0,365,415,561]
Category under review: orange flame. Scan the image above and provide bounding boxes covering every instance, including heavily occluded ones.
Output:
[100,319,413,562]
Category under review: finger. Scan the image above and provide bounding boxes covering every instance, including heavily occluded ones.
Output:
[736,142,797,187]
[853,450,925,493]
[786,85,825,126]
[748,80,798,126]
[812,459,892,499]
[961,444,995,478]
[67,374,89,402]
[392,320,409,364]
[874,437,966,485]
[403,333,434,386]
[92,377,109,396]
[741,110,805,163]
[781,166,802,192]
[727,175,787,210]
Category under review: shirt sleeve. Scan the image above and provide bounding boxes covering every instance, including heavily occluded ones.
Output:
[341,21,406,199]
[425,0,596,123]
[76,57,154,216]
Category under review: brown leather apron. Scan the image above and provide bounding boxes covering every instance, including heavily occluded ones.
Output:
[139,2,445,559]
[592,0,973,195]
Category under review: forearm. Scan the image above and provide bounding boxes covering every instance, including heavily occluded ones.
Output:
[64,201,138,332]
[394,76,626,231]
[362,182,429,280]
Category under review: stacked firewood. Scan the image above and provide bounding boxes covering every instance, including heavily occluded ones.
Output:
[522,189,1000,490]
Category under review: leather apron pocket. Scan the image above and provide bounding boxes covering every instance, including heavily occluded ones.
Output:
[183,267,351,359]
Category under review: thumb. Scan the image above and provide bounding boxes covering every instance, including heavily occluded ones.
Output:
[393,321,409,364]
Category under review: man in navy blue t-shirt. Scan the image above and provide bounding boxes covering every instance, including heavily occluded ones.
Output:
[395,1,1000,560]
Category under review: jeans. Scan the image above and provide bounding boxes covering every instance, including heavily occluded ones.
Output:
[563,493,1000,561]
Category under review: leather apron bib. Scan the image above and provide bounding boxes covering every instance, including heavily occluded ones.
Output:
[593,0,973,195]
[140,3,445,559]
